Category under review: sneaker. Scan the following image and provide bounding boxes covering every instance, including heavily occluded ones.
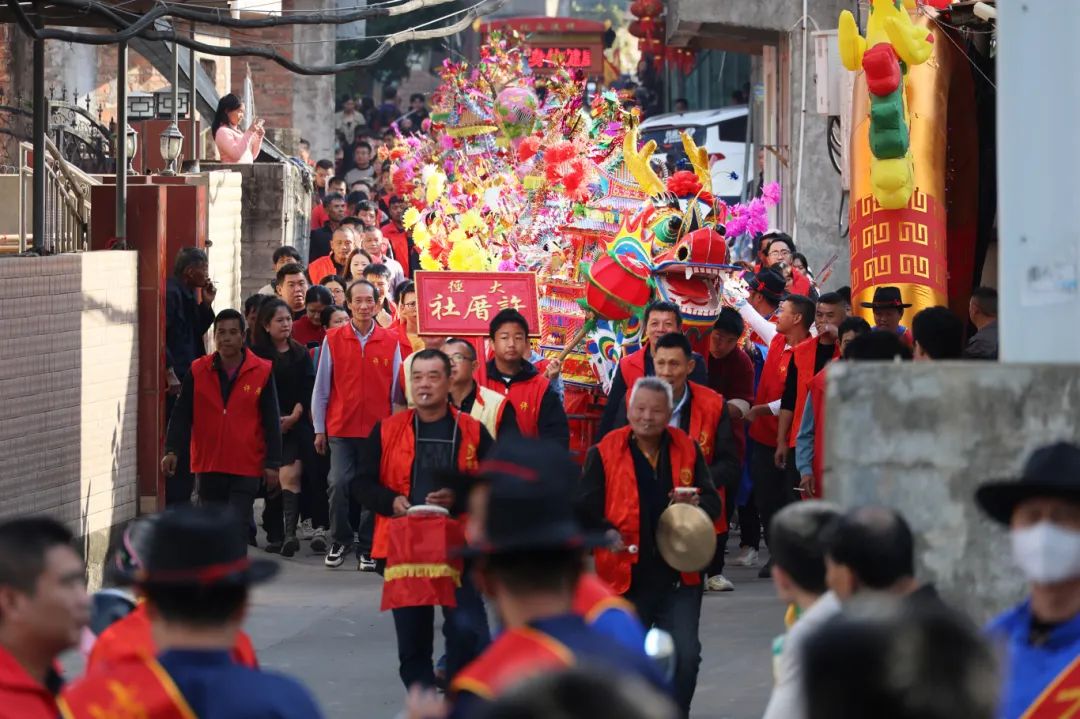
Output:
[733,547,759,567]
[297,520,314,541]
[264,540,283,554]
[357,554,376,572]
[310,528,328,554]
[281,537,299,558]
[324,542,347,568]
[758,559,773,579]
[706,575,735,592]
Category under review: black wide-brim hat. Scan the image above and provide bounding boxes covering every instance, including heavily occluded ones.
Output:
[451,439,610,558]
[745,268,787,303]
[126,506,279,587]
[975,442,1080,525]
[860,285,912,309]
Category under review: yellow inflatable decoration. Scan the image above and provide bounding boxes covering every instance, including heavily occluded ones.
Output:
[843,6,980,320]
[839,0,932,210]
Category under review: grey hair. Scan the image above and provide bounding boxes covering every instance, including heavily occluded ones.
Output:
[629,376,674,409]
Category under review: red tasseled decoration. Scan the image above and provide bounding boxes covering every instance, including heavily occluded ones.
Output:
[518,136,541,162]
[666,170,703,198]
[545,141,576,165]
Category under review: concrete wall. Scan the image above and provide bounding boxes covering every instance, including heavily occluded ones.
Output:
[824,362,1080,622]
[292,0,337,161]
[0,251,139,587]
[204,170,245,318]
[201,162,311,302]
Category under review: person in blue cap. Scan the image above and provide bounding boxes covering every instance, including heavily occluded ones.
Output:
[976,442,1080,719]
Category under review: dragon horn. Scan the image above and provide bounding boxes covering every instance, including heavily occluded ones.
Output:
[681,130,712,194]
[623,127,667,197]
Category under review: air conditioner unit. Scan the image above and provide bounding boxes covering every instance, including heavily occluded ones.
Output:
[812,30,842,116]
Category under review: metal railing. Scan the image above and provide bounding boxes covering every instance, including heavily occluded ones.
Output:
[18,137,99,253]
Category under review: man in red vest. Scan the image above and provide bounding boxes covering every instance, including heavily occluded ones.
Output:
[794,316,872,498]
[0,518,89,718]
[448,439,669,719]
[59,506,323,718]
[354,349,493,691]
[652,333,740,593]
[381,195,413,278]
[597,301,708,440]
[741,294,814,578]
[312,279,406,570]
[162,309,283,540]
[482,309,569,446]
[578,376,722,716]
[774,293,846,474]
[307,227,355,288]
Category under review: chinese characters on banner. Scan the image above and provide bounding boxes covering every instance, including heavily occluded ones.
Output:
[527,47,594,69]
[415,271,542,337]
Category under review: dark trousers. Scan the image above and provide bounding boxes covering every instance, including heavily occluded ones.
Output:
[750,444,798,549]
[327,437,374,552]
[738,491,761,550]
[626,579,704,717]
[390,572,490,689]
[164,394,194,506]
[303,442,331,530]
[196,473,260,537]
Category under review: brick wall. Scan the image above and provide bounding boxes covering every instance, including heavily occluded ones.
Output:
[0,251,138,553]
[231,13,296,135]
[201,162,312,300]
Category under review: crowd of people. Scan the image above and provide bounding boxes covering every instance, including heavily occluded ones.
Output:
[2,114,1064,718]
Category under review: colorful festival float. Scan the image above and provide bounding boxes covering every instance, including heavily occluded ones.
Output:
[839,0,983,321]
[387,31,780,455]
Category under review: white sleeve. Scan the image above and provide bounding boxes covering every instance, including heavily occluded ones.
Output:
[739,302,777,345]
[768,399,781,416]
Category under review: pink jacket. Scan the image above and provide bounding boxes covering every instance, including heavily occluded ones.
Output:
[215,124,263,164]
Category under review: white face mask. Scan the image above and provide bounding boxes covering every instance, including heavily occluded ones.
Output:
[1010,521,1080,585]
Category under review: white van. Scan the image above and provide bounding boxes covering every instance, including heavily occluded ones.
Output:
[638,106,753,205]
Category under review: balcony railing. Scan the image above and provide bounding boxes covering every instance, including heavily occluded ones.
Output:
[18,137,99,254]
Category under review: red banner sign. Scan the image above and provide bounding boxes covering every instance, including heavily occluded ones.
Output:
[415,271,541,337]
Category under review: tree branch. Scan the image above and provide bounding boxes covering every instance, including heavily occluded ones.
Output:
[5,0,506,75]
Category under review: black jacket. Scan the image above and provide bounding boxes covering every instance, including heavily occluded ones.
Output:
[597,349,709,441]
[165,276,214,380]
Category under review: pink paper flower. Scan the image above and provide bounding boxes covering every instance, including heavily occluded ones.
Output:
[761,182,782,206]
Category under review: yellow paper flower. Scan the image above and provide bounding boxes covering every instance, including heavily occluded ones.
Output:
[402,206,421,229]
[419,249,442,271]
[447,227,467,247]
[412,222,431,248]
[448,238,487,272]
[426,171,447,206]
[460,209,484,233]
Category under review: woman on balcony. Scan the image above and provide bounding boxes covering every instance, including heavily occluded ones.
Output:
[213,93,264,164]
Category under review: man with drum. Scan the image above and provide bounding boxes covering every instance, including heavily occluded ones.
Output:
[353,349,493,691]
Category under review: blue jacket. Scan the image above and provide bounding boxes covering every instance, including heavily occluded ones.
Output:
[986,600,1080,719]
[159,649,323,719]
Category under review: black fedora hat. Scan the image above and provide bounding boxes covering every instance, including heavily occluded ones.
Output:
[975,442,1080,525]
[860,286,912,309]
[745,268,787,303]
[457,439,609,558]
[130,506,279,586]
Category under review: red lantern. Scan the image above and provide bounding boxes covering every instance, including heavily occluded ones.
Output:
[583,252,653,321]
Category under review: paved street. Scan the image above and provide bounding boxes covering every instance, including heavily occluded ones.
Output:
[244,537,782,719]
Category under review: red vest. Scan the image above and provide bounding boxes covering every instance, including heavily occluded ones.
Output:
[808,369,828,497]
[749,333,791,447]
[787,337,840,448]
[371,407,481,559]
[307,254,339,285]
[686,382,728,534]
[87,603,258,673]
[189,352,272,476]
[381,222,411,278]
[593,426,702,594]
[618,349,648,400]
[572,573,637,625]
[58,655,194,719]
[451,627,573,701]
[325,323,399,438]
[482,371,550,437]
[0,645,58,719]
